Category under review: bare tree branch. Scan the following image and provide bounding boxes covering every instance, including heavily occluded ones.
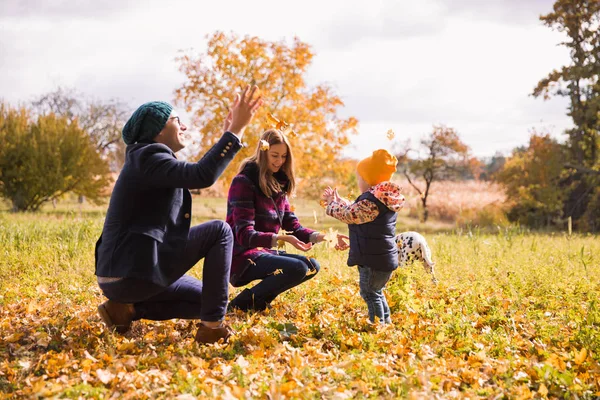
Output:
[402,170,423,195]
[565,163,600,175]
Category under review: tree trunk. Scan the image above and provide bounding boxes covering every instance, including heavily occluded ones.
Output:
[11,193,27,212]
[421,197,428,223]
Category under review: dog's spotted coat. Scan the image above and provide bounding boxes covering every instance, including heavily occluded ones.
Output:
[395,231,437,283]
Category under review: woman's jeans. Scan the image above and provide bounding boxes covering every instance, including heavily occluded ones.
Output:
[358,265,393,324]
[234,251,320,303]
[98,220,232,322]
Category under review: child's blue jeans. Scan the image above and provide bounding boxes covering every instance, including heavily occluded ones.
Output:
[358,265,393,324]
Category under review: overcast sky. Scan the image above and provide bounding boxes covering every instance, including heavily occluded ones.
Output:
[0,0,572,159]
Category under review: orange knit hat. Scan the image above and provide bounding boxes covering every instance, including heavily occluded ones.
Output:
[357,149,398,186]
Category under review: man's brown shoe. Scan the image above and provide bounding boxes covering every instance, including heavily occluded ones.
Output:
[195,323,233,345]
[98,300,134,334]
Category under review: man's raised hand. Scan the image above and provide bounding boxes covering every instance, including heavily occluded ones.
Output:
[228,85,263,137]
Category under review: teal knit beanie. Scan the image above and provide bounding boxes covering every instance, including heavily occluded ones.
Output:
[122,101,173,145]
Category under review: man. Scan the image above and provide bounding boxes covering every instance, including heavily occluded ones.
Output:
[95,85,262,344]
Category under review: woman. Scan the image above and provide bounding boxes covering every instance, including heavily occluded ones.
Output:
[226,129,326,311]
[95,85,262,344]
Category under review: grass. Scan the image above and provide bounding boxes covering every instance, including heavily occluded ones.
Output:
[1,198,599,398]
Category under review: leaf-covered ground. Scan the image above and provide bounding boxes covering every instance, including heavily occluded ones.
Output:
[1,209,599,399]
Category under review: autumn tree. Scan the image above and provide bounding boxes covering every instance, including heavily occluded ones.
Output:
[32,87,129,171]
[479,152,507,181]
[175,31,358,196]
[495,133,566,227]
[533,0,600,225]
[397,125,471,222]
[0,103,110,211]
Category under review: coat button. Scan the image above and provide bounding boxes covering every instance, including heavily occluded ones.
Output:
[225,145,231,150]
[220,153,225,157]
[227,142,232,146]
[184,213,190,219]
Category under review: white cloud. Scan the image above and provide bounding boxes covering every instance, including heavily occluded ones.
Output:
[441,0,555,25]
[0,0,573,160]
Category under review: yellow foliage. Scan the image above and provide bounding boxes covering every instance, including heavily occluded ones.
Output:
[495,133,565,225]
[175,31,358,197]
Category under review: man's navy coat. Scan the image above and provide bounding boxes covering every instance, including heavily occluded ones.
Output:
[95,132,242,286]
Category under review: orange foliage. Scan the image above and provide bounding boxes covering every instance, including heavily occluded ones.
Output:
[495,133,565,225]
[175,31,358,197]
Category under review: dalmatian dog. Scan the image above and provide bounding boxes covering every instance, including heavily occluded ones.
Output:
[395,231,438,284]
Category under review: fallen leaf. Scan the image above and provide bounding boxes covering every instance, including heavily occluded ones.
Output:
[574,348,587,365]
[95,368,114,385]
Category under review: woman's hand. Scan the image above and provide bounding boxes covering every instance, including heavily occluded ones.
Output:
[228,85,263,138]
[280,235,313,252]
[335,234,350,251]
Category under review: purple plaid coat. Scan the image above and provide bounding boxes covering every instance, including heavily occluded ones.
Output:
[226,162,315,286]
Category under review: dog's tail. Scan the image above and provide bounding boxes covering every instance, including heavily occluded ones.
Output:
[422,241,435,268]
[422,241,438,284]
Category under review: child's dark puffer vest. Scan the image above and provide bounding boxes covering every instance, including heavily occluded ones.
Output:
[347,191,398,272]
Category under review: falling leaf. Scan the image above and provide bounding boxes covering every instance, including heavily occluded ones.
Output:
[313,210,318,224]
[260,140,270,151]
[266,113,298,140]
[386,129,395,140]
[323,227,338,245]
[282,125,298,138]
[266,113,280,126]
[290,204,296,212]
[305,257,319,274]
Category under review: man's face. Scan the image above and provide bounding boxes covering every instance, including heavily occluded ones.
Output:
[154,112,187,152]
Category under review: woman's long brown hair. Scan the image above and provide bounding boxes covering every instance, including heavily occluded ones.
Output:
[238,129,295,197]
